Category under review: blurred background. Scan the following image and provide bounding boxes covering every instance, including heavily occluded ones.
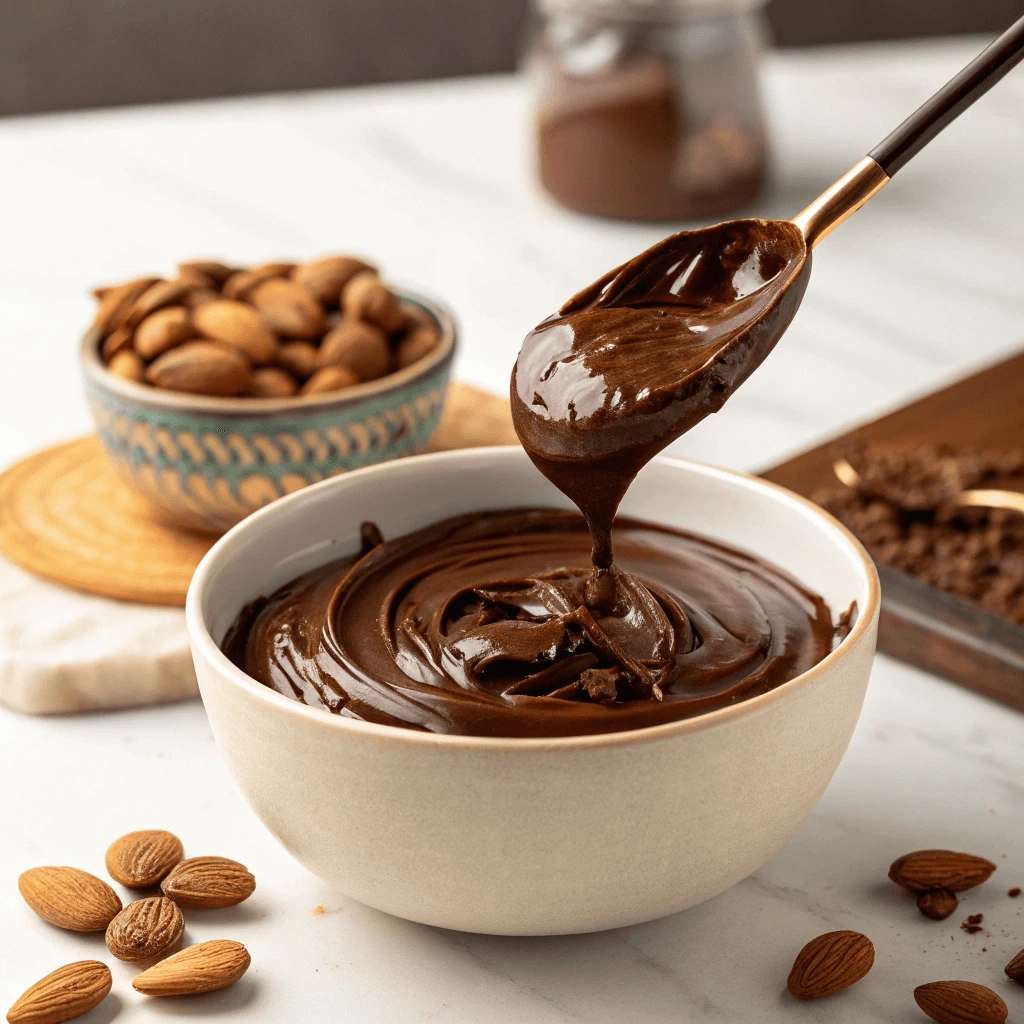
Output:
[2,0,1020,116]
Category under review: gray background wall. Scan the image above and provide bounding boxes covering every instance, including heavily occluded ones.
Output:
[1,0,1020,117]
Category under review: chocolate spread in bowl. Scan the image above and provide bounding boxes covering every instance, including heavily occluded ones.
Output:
[224,220,845,738]
[224,509,840,738]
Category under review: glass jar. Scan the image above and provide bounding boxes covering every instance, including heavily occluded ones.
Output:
[526,0,770,221]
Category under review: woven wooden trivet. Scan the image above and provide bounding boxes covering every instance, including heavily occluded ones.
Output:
[0,382,517,607]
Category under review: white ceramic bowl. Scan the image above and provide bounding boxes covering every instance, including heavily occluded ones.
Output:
[186,447,879,935]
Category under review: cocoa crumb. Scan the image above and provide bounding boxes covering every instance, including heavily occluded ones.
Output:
[1008,887,1021,898]
[961,912,984,934]
[815,442,1024,626]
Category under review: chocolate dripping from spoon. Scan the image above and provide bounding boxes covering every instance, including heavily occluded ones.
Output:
[511,15,1024,583]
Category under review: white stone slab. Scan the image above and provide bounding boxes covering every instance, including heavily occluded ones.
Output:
[0,556,196,715]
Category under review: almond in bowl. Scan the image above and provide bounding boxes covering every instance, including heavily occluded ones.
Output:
[81,255,457,534]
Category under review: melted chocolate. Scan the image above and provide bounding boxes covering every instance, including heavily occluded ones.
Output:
[224,219,837,738]
[224,509,840,738]
[511,219,809,571]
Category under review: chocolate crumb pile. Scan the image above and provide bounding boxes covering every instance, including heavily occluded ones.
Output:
[813,443,1024,625]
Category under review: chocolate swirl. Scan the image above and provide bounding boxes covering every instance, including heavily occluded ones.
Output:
[224,509,840,738]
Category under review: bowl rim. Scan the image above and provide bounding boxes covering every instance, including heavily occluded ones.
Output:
[80,284,457,415]
[185,446,880,751]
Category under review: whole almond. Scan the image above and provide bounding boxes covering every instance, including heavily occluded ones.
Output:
[105,829,184,888]
[146,341,252,397]
[291,256,375,305]
[134,307,192,359]
[176,266,217,289]
[889,850,996,893]
[91,277,158,335]
[193,300,279,364]
[302,365,360,396]
[1005,947,1024,983]
[318,319,390,380]
[161,856,255,908]
[277,340,319,380]
[914,981,1007,1024]
[396,325,440,369]
[101,325,134,361]
[107,350,146,383]
[182,287,221,309]
[786,930,874,1000]
[6,961,112,1024]
[105,897,184,962]
[917,888,959,921]
[253,261,297,276]
[222,266,286,301]
[132,940,250,996]
[178,260,235,285]
[342,272,404,333]
[250,278,326,339]
[245,366,299,398]
[18,867,122,932]
[125,278,194,329]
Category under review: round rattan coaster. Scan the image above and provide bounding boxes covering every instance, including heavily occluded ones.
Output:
[0,385,519,608]
[0,436,216,606]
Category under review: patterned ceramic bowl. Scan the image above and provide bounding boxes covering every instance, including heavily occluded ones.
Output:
[81,288,456,534]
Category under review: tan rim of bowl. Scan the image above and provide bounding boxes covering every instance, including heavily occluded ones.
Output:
[80,286,457,416]
[186,448,881,752]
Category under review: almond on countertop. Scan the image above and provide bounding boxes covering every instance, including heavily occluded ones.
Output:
[917,888,959,921]
[786,930,874,1000]
[105,897,185,962]
[18,867,122,933]
[192,300,279,365]
[913,981,1007,1024]
[1005,948,1024,983]
[161,856,255,908]
[888,850,996,893]
[6,961,112,1024]
[132,940,250,997]
[146,341,252,397]
[105,829,184,888]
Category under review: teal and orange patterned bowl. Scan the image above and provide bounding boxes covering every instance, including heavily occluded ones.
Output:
[81,289,456,534]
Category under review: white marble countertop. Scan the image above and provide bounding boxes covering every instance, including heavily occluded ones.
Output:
[2,35,1024,1023]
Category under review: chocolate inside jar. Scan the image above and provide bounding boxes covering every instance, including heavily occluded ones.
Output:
[532,2,768,224]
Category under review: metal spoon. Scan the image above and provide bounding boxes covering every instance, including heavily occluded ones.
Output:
[512,17,1024,568]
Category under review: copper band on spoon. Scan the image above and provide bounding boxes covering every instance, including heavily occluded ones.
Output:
[791,157,890,249]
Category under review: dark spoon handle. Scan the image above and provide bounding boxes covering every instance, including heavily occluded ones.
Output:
[870,15,1024,176]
